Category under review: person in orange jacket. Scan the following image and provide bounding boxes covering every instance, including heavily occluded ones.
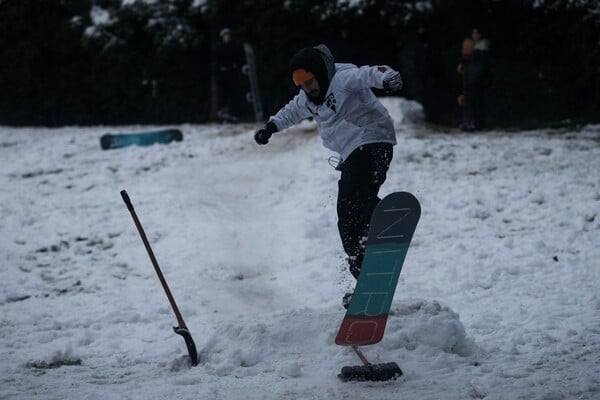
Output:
[457,28,492,131]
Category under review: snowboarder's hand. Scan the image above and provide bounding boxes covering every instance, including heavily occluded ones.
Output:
[383,71,403,93]
[254,122,277,145]
[254,128,272,145]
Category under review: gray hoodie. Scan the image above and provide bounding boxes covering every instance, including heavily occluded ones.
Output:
[269,45,399,161]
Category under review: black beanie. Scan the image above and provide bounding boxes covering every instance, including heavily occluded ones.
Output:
[289,47,330,104]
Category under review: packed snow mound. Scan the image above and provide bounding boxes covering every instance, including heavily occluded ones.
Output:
[195,300,476,380]
[380,97,424,126]
[386,299,476,357]
[2,120,600,399]
[199,310,332,379]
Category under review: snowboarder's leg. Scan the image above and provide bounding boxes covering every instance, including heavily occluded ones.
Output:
[337,144,393,279]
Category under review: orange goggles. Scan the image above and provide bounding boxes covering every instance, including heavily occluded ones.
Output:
[292,69,314,86]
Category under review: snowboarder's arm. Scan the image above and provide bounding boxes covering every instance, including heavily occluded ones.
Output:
[255,93,313,145]
[338,65,403,93]
[269,93,314,131]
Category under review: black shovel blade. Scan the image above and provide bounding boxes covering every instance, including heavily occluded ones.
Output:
[339,362,402,382]
[173,326,199,366]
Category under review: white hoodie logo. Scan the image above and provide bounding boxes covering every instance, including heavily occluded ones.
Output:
[325,93,337,112]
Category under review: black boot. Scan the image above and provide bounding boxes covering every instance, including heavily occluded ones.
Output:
[348,253,364,280]
[342,292,353,309]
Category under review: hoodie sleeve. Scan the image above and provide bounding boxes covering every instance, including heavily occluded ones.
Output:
[268,92,314,131]
[335,65,401,92]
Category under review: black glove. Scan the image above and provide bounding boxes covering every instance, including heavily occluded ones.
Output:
[254,121,278,145]
[383,71,403,93]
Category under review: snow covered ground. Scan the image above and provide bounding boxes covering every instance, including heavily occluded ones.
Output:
[1,98,599,399]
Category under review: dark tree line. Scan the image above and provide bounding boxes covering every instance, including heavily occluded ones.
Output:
[0,0,598,127]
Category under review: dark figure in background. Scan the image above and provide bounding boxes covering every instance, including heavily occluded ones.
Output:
[457,37,474,129]
[458,28,492,131]
[215,28,245,123]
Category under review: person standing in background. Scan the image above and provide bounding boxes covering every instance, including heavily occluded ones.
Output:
[457,28,492,131]
[469,28,492,130]
[457,36,474,130]
[215,28,245,123]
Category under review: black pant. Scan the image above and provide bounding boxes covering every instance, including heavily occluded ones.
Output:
[217,70,241,116]
[337,143,393,278]
[465,83,486,130]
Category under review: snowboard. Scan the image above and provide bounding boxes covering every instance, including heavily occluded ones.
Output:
[335,191,421,346]
[242,43,263,122]
[216,109,239,124]
[100,129,183,150]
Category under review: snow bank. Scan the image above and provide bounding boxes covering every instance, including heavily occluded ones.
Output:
[1,113,599,399]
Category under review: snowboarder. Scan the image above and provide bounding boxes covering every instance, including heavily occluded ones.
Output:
[254,44,403,284]
[215,28,245,122]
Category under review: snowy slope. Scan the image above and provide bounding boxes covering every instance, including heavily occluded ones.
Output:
[1,99,599,399]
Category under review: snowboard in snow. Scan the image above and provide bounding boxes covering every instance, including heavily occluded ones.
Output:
[336,191,421,346]
[242,43,263,122]
[100,129,183,150]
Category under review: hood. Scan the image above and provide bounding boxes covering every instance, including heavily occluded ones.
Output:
[289,44,336,105]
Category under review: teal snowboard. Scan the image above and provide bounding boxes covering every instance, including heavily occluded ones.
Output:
[100,129,183,150]
[336,192,420,346]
